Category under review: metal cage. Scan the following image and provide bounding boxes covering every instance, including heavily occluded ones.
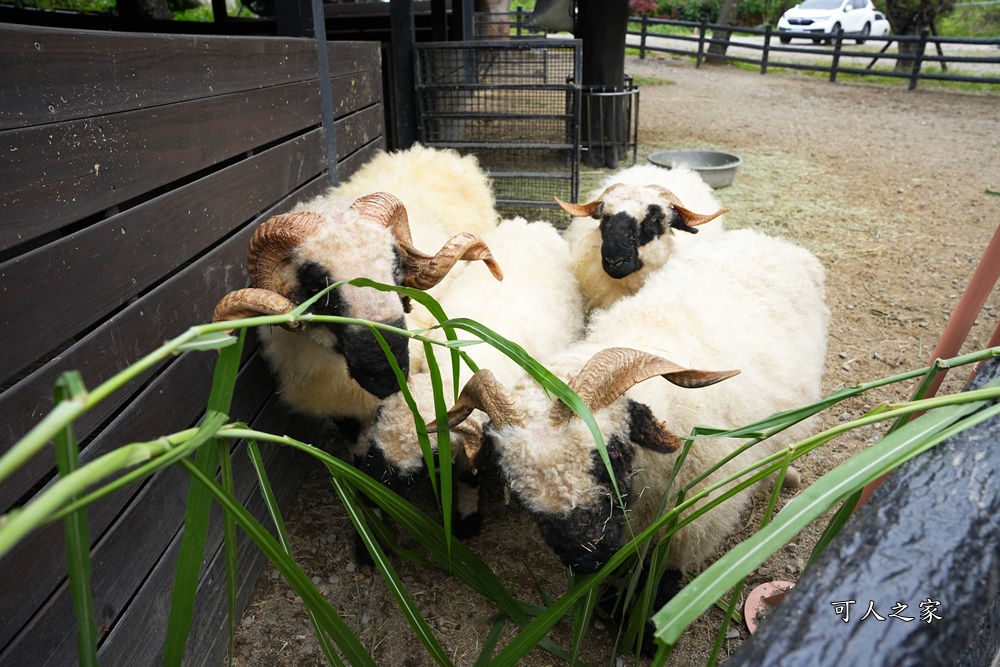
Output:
[415,39,581,225]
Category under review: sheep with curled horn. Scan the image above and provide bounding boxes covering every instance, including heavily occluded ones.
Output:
[558,164,729,312]
[354,216,586,538]
[431,223,829,576]
[212,191,503,445]
[431,345,751,576]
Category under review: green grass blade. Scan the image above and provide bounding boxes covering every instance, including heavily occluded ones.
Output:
[217,439,238,664]
[473,611,509,667]
[178,457,374,666]
[227,430,580,662]
[163,427,221,667]
[247,440,340,664]
[570,583,599,664]
[653,395,998,647]
[54,372,98,667]
[330,475,454,666]
[163,330,244,667]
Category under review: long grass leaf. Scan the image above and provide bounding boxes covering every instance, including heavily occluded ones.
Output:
[178,457,374,666]
[330,475,454,666]
[54,372,98,667]
[247,440,341,665]
[163,330,244,667]
[163,426,221,667]
[473,611,509,667]
[653,396,997,647]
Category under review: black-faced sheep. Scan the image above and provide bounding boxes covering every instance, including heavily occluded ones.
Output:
[213,144,502,441]
[212,192,503,438]
[434,227,829,574]
[354,216,586,536]
[559,164,728,311]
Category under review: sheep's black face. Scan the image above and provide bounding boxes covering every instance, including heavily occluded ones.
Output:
[296,261,410,399]
[534,434,636,574]
[599,206,670,280]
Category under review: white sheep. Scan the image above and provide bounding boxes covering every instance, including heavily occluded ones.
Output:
[559,164,728,312]
[435,227,829,573]
[354,217,586,536]
[212,191,503,442]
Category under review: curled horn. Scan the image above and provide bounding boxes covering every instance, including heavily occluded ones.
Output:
[453,419,485,474]
[427,369,526,433]
[212,288,302,331]
[548,347,740,426]
[648,185,729,232]
[352,191,504,290]
[247,212,326,295]
[554,183,625,218]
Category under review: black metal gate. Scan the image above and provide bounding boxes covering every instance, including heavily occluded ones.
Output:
[415,39,581,224]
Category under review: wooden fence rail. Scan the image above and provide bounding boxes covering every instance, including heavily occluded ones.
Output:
[631,16,1000,90]
[478,11,1000,91]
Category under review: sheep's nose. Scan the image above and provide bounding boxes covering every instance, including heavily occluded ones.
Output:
[341,320,409,399]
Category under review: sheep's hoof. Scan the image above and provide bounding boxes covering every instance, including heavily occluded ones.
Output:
[781,466,801,490]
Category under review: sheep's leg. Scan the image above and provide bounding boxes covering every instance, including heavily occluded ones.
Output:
[452,458,482,540]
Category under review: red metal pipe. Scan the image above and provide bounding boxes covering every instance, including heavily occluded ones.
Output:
[855,222,1000,510]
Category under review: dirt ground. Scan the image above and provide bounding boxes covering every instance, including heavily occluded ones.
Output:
[226,56,1000,666]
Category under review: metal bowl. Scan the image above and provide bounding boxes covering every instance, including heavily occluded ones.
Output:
[647,149,744,189]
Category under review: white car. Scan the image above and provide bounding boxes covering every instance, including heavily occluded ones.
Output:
[871,11,891,37]
[777,0,879,44]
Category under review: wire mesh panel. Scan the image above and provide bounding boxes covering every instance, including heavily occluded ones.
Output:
[581,75,640,169]
[415,39,581,225]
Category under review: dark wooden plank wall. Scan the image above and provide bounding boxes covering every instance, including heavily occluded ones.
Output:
[0,23,385,667]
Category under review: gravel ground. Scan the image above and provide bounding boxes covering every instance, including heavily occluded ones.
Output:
[226,55,1000,667]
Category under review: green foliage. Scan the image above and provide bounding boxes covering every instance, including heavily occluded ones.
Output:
[15,0,116,12]
[937,3,1000,37]
[4,278,1000,665]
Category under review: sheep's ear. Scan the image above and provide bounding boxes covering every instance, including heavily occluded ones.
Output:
[646,184,728,233]
[626,400,682,453]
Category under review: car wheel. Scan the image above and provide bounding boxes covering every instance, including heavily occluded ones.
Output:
[780,36,791,44]
[824,22,841,44]
[855,22,870,44]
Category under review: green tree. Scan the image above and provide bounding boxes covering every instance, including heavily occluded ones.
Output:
[884,0,956,70]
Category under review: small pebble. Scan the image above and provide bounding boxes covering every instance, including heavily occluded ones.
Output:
[361,613,371,626]
[725,628,740,640]
[328,574,341,585]
[593,619,606,631]
[346,562,357,573]
[241,615,254,628]
[311,576,321,585]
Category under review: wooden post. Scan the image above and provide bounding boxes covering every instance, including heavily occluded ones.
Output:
[909,28,929,90]
[761,24,771,74]
[830,27,844,82]
[640,15,648,60]
[696,18,708,67]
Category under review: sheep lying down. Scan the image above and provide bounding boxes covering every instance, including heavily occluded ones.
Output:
[431,226,830,575]
[212,191,503,434]
[560,164,729,311]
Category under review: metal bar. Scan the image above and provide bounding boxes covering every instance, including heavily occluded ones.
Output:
[311,0,338,186]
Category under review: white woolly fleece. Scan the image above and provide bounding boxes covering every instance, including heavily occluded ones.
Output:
[563,164,727,311]
[303,143,499,252]
[367,217,586,473]
[490,227,830,571]
[255,198,409,424]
